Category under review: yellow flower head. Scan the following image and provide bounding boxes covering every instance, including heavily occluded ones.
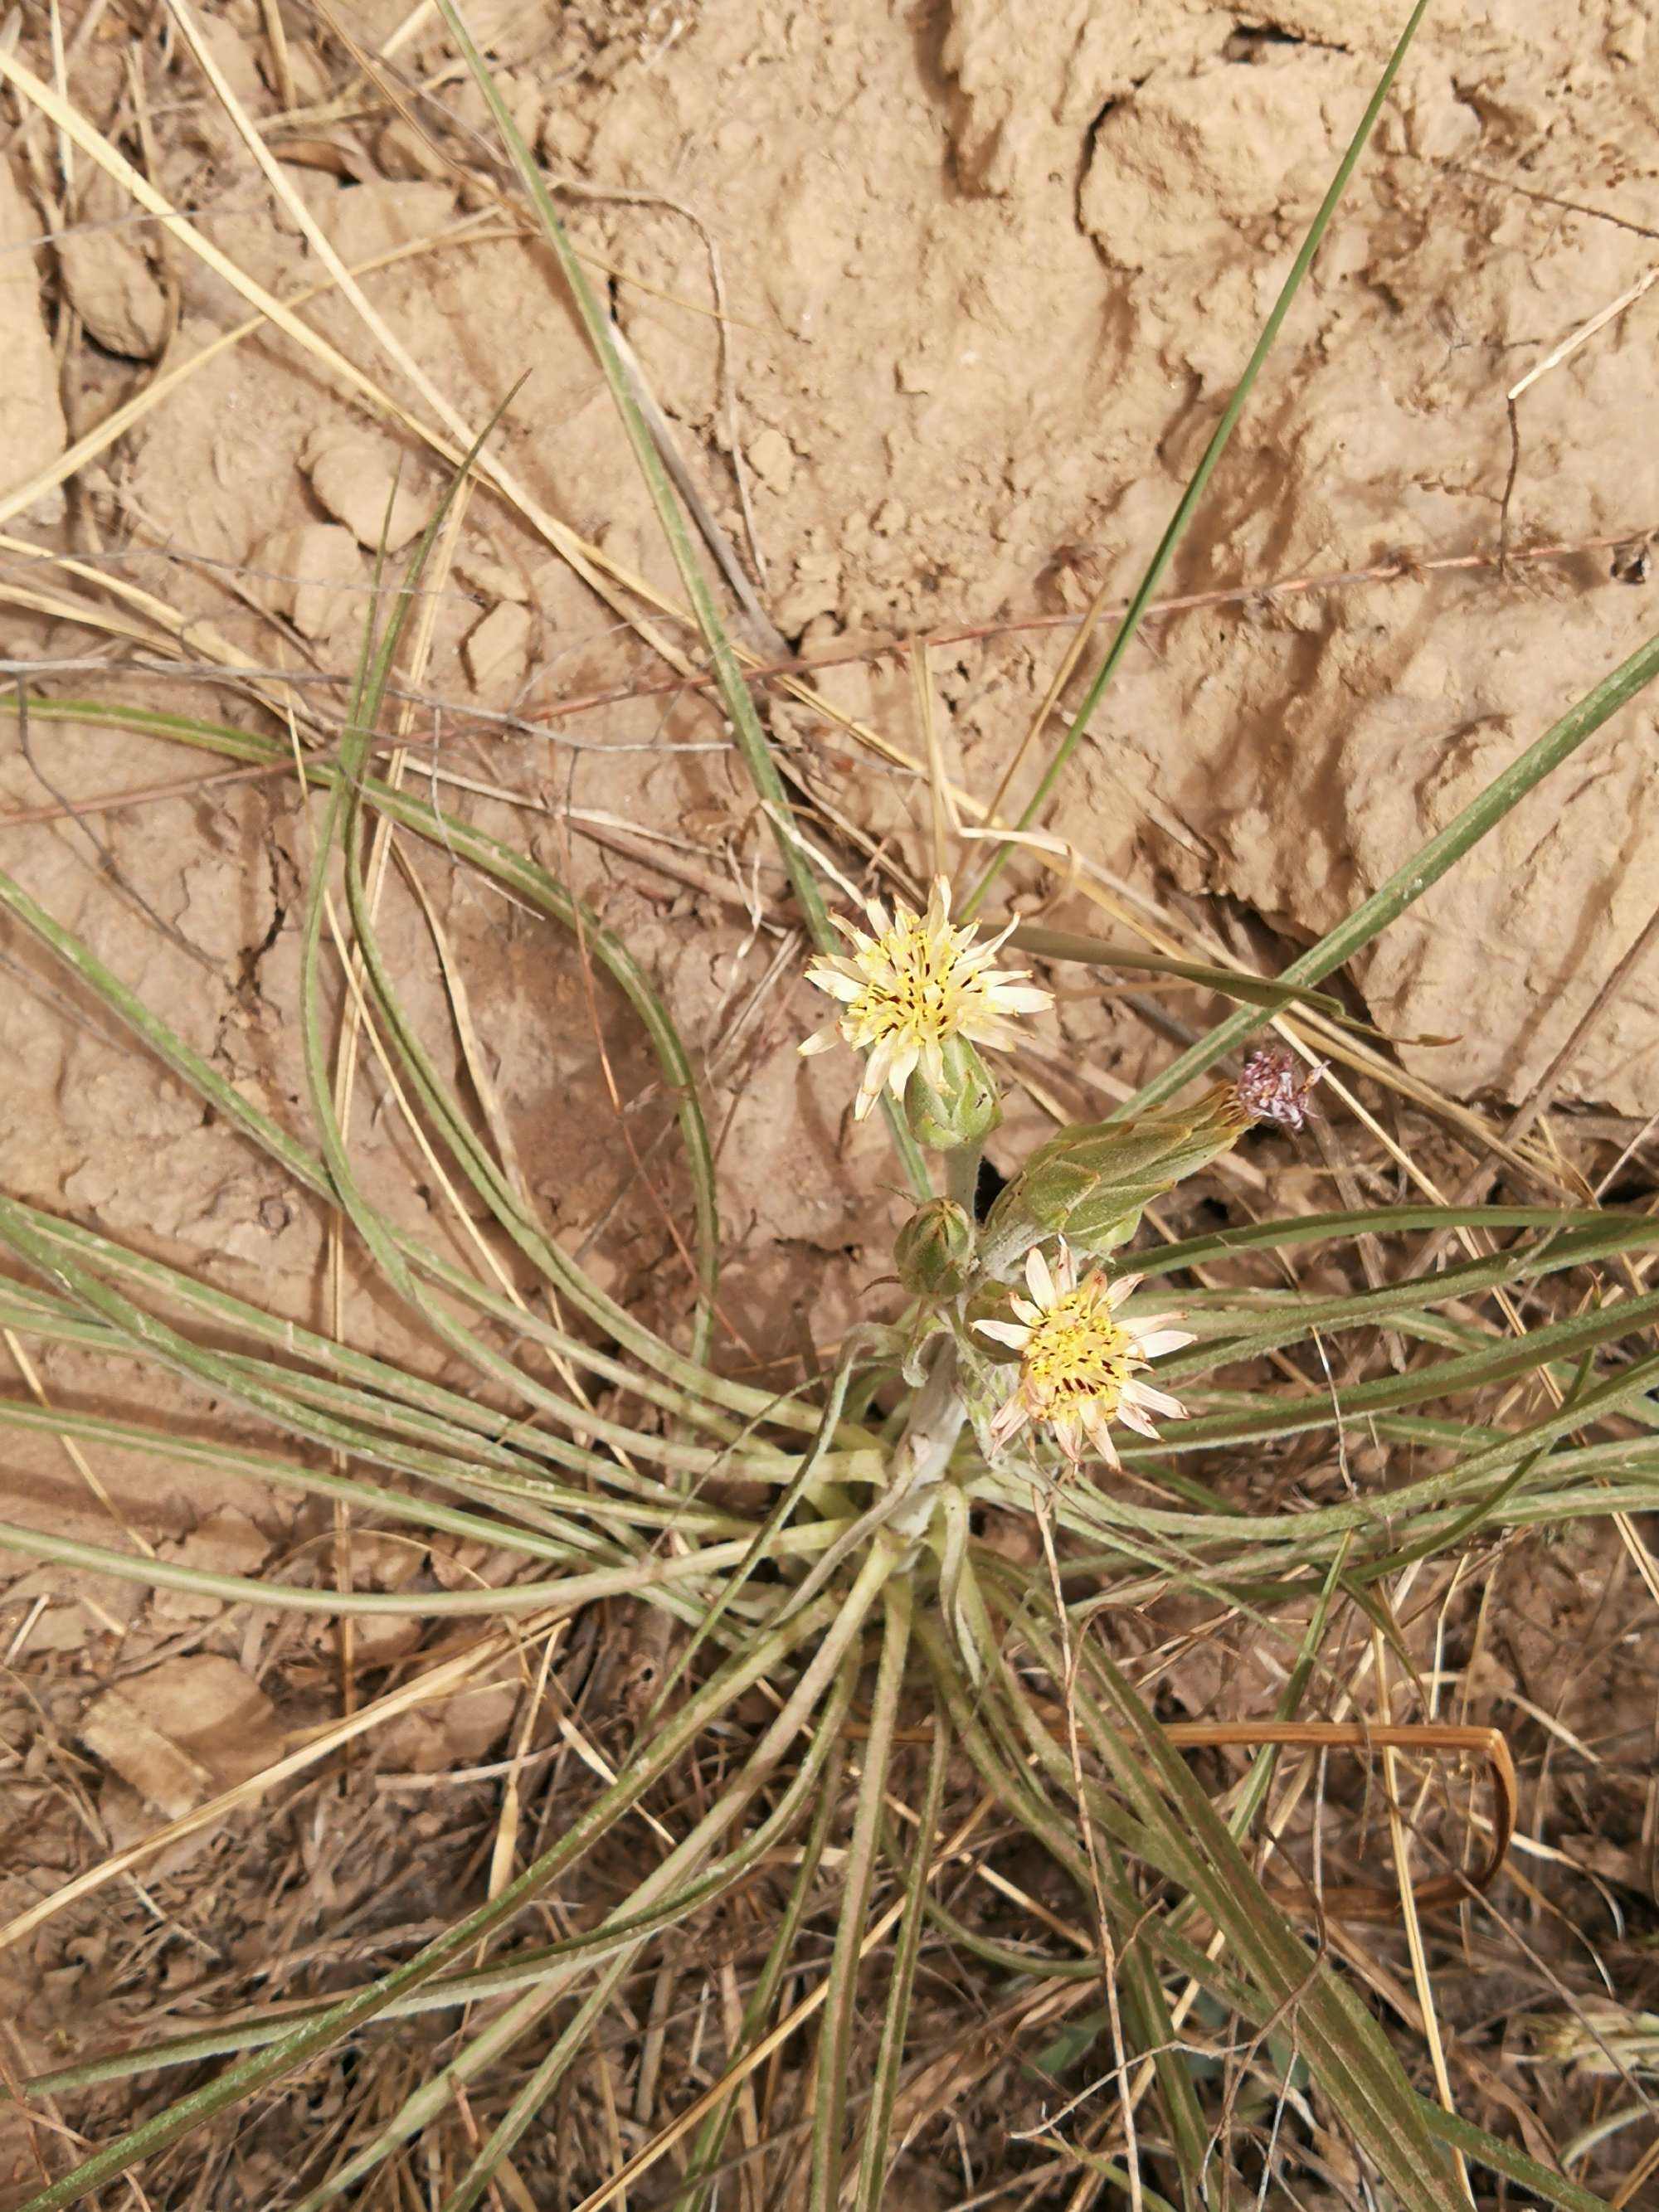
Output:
[799,877,1051,1121]
[976,1240,1194,1465]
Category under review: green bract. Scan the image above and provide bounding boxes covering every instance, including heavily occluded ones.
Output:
[894,1197,976,1297]
[902,1033,1002,1152]
[985,1083,1248,1262]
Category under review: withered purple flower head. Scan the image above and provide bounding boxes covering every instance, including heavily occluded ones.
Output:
[1234,1048,1325,1133]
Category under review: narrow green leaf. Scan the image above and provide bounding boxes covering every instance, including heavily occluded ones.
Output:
[962,0,1433,916]
[855,1707,950,2212]
[431,0,932,1203]
[813,1580,913,2210]
[1121,620,1659,1112]
[1007,923,1346,1016]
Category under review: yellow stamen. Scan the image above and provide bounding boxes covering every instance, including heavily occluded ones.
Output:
[1020,1283,1132,1414]
[799,877,1050,1119]
[979,1240,1194,1465]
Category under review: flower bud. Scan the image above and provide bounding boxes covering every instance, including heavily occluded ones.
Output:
[894,1197,976,1297]
[985,1082,1245,1257]
[903,1034,1002,1152]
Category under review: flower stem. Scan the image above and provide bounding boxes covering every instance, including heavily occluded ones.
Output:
[884,1335,969,1548]
[943,1137,982,1216]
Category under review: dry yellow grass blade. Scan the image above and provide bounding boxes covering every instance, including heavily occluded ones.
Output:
[0,1615,558,1957]
[0,575,185,662]
[378,0,435,61]
[884,1786,1091,1954]
[0,533,265,683]
[255,0,295,109]
[0,212,512,532]
[1370,1626,1476,2205]
[170,0,716,683]
[484,1627,562,1923]
[315,878,531,1314]
[1508,260,1659,405]
[0,1329,155,1571]
[0,45,692,672]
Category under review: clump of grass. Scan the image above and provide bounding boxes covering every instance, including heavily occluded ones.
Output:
[2,5,1658,2209]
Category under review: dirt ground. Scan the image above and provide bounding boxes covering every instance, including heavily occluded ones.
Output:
[3,0,1659,2204]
